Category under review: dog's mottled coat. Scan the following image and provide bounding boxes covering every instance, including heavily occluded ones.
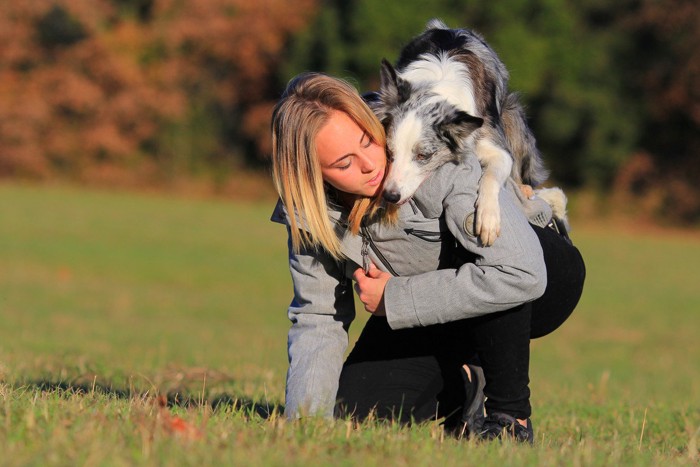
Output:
[371,19,567,244]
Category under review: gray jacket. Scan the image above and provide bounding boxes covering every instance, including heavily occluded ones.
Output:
[271,157,550,418]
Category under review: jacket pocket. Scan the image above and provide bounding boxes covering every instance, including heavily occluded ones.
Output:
[404,228,443,242]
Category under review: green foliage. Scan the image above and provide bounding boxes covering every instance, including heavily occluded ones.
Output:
[109,0,154,22]
[35,5,88,49]
[281,0,463,87]
[280,1,644,187]
[0,183,699,464]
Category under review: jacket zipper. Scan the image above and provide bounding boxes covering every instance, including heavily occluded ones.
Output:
[360,225,399,277]
[404,228,443,242]
[360,237,370,275]
[338,260,348,295]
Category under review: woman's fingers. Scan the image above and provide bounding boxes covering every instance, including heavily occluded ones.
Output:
[352,267,388,314]
[366,262,384,278]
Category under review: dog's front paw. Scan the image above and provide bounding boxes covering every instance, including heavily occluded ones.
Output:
[475,194,501,246]
[535,187,570,233]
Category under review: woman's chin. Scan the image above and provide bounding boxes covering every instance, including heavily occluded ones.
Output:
[365,186,383,198]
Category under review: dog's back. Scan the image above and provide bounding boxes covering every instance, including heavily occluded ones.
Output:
[392,19,547,186]
[376,20,558,243]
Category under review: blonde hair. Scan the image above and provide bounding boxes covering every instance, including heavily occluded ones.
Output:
[271,72,397,259]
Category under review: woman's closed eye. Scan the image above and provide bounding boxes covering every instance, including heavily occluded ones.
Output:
[334,157,352,170]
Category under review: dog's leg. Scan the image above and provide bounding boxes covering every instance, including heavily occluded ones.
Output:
[474,138,513,246]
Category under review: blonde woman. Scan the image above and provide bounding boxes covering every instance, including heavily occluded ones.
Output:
[270,72,584,441]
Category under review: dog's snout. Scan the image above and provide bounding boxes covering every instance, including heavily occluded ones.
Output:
[383,190,401,204]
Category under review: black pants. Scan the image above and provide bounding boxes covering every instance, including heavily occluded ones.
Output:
[335,224,586,425]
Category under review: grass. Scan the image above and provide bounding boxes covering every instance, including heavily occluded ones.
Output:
[0,182,698,465]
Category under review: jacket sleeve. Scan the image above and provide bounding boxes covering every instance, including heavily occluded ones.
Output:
[384,161,547,329]
[283,228,355,419]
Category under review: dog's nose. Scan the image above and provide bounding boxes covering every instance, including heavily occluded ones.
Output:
[383,190,401,204]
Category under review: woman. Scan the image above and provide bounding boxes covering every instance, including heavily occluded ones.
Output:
[270,72,584,441]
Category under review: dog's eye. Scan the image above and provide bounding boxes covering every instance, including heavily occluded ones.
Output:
[416,153,431,161]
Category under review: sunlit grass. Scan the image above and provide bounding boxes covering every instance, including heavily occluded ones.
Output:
[0,182,698,465]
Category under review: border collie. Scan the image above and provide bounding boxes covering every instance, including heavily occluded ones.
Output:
[370,19,568,245]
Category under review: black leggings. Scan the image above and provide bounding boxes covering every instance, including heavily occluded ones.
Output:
[335,224,586,424]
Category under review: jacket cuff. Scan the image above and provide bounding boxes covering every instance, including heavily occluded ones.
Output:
[384,277,423,329]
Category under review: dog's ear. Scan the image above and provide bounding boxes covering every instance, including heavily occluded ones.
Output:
[438,111,483,151]
[380,59,412,107]
[362,91,383,115]
[363,90,393,127]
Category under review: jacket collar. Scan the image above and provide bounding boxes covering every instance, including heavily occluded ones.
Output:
[270,199,364,267]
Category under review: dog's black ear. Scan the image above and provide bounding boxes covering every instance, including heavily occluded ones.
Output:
[380,59,411,107]
[362,90,383,115]
[438,111,483,150]
[379,59,398,104]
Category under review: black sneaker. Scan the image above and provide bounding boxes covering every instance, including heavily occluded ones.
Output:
[479,412,534,444]
[456,364,486,438]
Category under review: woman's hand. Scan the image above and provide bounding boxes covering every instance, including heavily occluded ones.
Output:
[519,184,534,199]
[353,263,391,316]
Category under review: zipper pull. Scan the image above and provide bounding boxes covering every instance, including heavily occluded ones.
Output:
[361,234,370,275]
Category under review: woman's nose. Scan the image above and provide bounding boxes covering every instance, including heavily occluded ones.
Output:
[359,153,376,173]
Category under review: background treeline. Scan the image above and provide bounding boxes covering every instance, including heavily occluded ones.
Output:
[0,0,698,222]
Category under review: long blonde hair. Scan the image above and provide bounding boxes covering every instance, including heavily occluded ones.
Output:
[271,72,396,259]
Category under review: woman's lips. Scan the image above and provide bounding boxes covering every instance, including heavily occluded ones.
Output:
[367,170,384,187]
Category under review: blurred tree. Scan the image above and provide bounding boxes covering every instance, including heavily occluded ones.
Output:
[280,0,462,88]
[36,4,88,48]
[0,1,186,181]
[0,0,316,183]
[471,0,641,188]
[149,0,317,171]
[109,0,154,22]
[280,1,640,188]
[0,0,697,221]
[612,0,700,221]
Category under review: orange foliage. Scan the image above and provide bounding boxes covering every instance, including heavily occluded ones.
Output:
[155,395,204,441]
[613,152,700,223]
[0,0,317,182]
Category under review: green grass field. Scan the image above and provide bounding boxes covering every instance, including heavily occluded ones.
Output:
[0,182,698,465]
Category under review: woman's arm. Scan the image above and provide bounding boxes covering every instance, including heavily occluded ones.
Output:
[382,160,547,329]
[284,227,355,418]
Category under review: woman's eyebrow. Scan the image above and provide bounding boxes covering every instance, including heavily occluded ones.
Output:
[329,153,351,166]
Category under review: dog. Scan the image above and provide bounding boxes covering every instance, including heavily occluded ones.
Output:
[369,19,568,245]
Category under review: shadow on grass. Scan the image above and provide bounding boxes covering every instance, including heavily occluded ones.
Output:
[16,379,284,420]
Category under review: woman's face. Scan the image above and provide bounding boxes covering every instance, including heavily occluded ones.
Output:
[316,111,386,198]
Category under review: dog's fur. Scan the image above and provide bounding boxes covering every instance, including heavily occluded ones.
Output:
[370,19,568,244]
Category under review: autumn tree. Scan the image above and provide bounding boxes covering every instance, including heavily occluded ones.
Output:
[281,0,700,221]
[612,0,700,221]
[0,1,183,181]
[0,0,316,183]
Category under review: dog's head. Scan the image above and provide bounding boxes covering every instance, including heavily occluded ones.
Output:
[373,60,483,204]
